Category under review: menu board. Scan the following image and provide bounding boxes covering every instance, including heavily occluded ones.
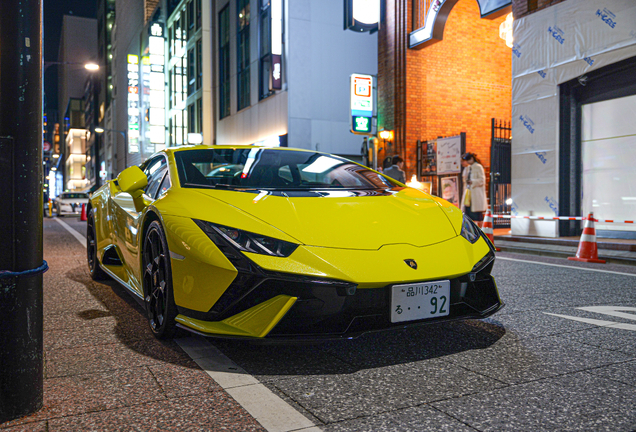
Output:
[436,136,462,175]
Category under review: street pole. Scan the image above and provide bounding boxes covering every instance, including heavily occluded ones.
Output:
[0,0,44,423]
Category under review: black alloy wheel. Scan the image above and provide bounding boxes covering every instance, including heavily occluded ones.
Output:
[87,208,108,280]
[143,220,177,339]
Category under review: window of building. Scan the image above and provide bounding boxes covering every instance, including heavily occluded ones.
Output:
[197,97,203,134]
[259,0,272,100]
[188,103,196,136]
[187,0,195,36]
[196,0,202,30]
[196,39,202,90]
[237,0,251,111]
[168,13,188,146]
[219,5,230,119]
[187,47,195,96]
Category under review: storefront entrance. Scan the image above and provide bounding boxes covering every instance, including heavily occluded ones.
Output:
[582,94,636,238]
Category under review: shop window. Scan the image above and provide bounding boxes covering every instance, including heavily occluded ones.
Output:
[259,0,272,100]
[237,0,251,111]
[219,5,230,119]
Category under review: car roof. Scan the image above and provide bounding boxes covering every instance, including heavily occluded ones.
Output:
[158,145,329,157]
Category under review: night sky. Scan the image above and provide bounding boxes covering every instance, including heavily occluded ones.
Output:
[43,0,97,114]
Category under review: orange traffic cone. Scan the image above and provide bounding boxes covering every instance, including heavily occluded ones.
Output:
[80,203,87,221]
[481,209,499,251]
[568,213,605,264]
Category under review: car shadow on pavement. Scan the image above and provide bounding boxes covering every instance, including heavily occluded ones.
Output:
[65,263,506,375]
[209,318,507,376]
[65,265,197,368]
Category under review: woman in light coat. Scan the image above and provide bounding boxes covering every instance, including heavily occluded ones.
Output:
[460,152,487,224]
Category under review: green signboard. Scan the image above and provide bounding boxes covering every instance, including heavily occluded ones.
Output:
[352,116,372,133]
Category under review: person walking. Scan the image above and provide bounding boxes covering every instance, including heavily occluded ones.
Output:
[460,152,487,225]
[383,155,406,183]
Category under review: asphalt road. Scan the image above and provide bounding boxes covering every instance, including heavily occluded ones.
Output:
[45,216,636,431]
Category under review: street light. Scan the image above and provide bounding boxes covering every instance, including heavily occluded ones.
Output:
[43,61,101,72]
[94,127,129,172]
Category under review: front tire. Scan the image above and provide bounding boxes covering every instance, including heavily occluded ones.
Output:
[87,208,108,280]
[143,220,178,339]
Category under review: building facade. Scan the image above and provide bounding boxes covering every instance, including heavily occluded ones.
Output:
[511,0,636,239]
[57,15,98,192]
[378,0,512,198]
[105,0,378,176]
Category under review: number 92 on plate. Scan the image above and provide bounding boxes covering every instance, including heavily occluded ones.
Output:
[390,280,450,323]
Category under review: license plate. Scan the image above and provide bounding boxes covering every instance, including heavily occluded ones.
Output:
[390,280,450,323]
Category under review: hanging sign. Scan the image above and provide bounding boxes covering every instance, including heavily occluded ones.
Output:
[350,73,373,134]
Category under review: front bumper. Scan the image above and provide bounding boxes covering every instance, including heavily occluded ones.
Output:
[171,217,503,340]
[176,254,503,340]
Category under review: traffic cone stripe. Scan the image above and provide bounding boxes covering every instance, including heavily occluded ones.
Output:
[580,233,596,243]
[481,210,499,251]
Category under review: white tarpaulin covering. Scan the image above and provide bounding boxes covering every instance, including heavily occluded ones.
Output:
[511,0,636,237]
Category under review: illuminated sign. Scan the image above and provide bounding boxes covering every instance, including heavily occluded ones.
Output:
[127,54,140,153]
[353,116,372,133]
[409,0,511,48]
[350,74,373,135]
[344,0,380,33]
[270,0,282,90]
[148,24,166,149]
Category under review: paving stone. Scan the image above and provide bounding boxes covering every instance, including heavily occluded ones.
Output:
[0,421,47,432]
[44,339,191,378]
[443,332,632,385]
[148,361,222,398]
[272,358,504,424]
[322,405,476,432]
[46,394,266,432]
[585,360,636,388]
[432,371,636,432]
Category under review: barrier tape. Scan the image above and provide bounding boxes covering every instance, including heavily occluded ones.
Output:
[492,215,635,224]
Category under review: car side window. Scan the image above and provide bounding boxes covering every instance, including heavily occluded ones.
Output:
[145,164,168,199]
[143,157,167,194]
[157,173,171,198]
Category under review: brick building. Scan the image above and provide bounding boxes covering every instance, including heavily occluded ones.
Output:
[378,0,512,197]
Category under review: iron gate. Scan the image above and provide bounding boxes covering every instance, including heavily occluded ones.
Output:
[489,119,511,229]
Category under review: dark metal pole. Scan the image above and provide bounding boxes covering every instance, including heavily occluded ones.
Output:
[0,0,44,422]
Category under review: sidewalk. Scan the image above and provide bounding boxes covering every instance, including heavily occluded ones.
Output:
[0,218,266,431]
[493,228,636,266]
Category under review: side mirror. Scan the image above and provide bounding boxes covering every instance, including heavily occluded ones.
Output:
[117,166,148,196]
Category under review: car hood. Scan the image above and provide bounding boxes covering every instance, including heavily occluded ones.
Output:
[192,188,458,250]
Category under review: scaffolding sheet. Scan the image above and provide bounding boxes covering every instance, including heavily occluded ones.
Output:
[510,0,636,237]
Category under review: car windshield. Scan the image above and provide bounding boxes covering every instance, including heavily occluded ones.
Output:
[175,148,397,190]
[60,193,88,199]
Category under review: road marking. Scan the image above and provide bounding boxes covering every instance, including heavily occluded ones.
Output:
[497,256,636,277]
[578,306,636,321]
[55,215,321,432]
[177,337,321,432]
[54,217,86,247]
[544,306,636,332]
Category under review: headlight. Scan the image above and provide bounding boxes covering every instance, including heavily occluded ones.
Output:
[194,220,298,257]
[460,214,480,244]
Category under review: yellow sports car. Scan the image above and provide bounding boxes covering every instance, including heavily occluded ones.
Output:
[87,146,502,340]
